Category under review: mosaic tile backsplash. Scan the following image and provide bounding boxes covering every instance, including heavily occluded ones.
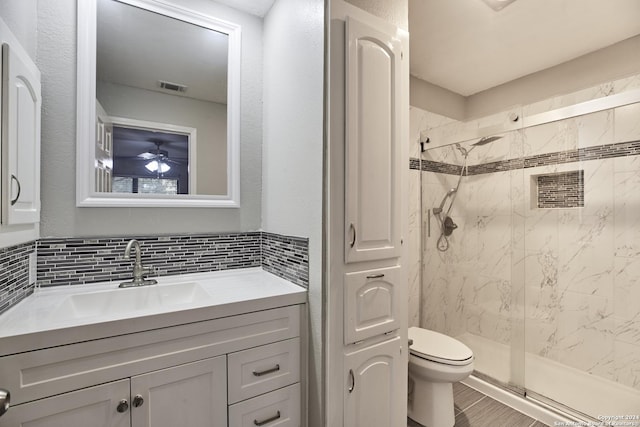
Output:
[0,232,308,315]
[0,241,35,315]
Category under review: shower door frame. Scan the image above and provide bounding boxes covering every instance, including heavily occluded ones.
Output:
[419,87,640,418]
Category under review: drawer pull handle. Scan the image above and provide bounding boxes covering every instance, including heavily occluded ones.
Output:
[366,274,385,279]
[254,410,281,426]
[253,364,280,377]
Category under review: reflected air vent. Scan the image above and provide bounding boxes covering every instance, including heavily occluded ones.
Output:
[158,80,187,93]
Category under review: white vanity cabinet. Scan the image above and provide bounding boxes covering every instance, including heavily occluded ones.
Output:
[1,357,227,427]
[0,303,304,427]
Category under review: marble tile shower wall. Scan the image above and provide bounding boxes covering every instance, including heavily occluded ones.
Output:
[413,96,640,393]
[0,232,308,315]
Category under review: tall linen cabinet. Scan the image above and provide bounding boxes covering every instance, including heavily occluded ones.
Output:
[326,2,409,426]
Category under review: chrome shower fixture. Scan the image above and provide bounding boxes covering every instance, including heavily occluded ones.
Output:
[434,134,502,252]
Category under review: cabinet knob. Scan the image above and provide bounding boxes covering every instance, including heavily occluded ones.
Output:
[132,394,144,408]
[116,399,129,413]
[0,388,10,418]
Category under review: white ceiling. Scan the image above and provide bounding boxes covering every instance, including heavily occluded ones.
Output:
[211,0,275,17]
[409,0,640,96]
[96,0,229,104]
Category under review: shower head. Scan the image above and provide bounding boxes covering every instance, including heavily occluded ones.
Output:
[473,135,503,146]
[456,135,503,158]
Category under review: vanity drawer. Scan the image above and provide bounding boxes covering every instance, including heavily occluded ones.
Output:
[228,383,300,427]
[0,305,300,406]
[228,338,300,404]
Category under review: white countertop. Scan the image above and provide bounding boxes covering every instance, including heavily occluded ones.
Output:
[0,267,307,356]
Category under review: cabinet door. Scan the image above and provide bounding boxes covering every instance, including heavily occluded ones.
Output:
[344,337,403,427]
[130,356,227,427]
[344,266,401,344]
[344,16,402,263]
[1,42,41,225]
[0,380,129,427]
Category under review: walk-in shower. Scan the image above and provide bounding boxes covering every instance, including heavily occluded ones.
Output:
[416,91,640,422]
[432,136,502,252]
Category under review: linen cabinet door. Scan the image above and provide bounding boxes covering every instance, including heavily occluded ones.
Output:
[344,266,401,344]
[344,16,402,264]
[0,380,129,427]
[344,337,403,427]
[130,356,227,427]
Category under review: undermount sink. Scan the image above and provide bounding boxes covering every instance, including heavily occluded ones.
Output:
[51,282,211,320]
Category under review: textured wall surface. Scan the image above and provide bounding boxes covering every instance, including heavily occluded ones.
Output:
[36,0,264,237]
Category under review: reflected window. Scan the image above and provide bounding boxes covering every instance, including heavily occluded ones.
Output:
[112,176,178,195]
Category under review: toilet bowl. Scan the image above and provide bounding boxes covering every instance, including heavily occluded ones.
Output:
[407,326,474,427]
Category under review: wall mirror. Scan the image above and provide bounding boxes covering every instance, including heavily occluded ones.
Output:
[77,0,241,207]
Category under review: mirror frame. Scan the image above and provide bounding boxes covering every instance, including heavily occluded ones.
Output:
[76,0,241,207]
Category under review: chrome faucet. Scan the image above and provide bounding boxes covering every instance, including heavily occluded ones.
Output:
[119,239,158,288]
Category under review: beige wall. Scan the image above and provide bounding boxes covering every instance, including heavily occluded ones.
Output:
[411,34,640,120]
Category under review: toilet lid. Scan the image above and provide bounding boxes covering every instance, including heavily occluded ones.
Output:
[408,327,473,366]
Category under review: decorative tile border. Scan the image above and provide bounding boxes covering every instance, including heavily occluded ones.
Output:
[262,232,309,288]
[0,241,36,315]
[537,170,584,209]
[421,159,463,175]
[409,158,420,170]
[414,139,640,176]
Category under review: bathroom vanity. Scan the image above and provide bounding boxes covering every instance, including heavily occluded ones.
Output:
[0,268,306,427]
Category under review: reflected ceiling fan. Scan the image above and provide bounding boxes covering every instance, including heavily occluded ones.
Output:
[137,140,179,176]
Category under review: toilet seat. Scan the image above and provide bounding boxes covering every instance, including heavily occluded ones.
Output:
[408,327,473,366]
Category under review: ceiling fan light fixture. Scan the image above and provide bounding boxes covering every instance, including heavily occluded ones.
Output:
[480,0,517,11]
[145,160,171,173]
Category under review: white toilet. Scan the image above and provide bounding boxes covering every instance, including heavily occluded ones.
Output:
[407,326,474,427]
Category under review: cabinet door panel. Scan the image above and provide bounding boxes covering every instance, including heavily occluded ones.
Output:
[344,337,403,427]
[344,16,402,263]
[344,266,401,344]
[131,356,227,427]
[0,380,129,427]
[1,42,41,225]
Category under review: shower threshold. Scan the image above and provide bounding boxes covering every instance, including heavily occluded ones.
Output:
[462,374,591,426]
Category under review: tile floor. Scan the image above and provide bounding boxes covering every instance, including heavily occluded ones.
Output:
[407,382,549,427]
